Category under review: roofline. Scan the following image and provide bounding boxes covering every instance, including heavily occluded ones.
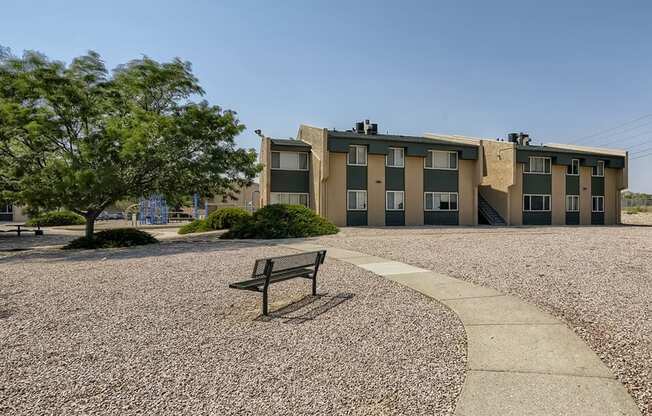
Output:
[544,143,627,158]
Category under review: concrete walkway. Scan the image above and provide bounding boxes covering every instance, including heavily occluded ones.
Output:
[282,242,641,416]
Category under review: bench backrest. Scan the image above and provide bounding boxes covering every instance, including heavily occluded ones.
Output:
[251,250,326,278]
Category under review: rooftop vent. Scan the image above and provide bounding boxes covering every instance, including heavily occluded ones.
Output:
[355,120,378,135]
[507,132,531,146]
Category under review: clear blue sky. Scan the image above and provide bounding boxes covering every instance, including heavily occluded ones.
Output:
[3,0,652,192]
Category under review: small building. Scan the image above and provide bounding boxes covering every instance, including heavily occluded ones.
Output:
[207,183,260,213]
[0,203,29,223]
[259,121,628,227]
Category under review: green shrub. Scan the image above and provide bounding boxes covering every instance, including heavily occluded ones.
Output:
[64,228,158,250]
[222,204,338,239]
[206,207,251,230]
[27,210,85,226]
[178,219,213,235]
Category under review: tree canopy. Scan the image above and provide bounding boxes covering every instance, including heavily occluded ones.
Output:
[0,48,259,237]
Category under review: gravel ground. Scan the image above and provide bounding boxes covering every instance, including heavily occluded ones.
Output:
[622,211,652,226]
[0,239,466,415]
[316,225,652,415]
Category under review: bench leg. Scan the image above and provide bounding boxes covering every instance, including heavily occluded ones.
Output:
[262,289,268,316]
[312,274,317,296]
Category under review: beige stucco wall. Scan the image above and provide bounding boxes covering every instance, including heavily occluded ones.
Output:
[551,165,566,225]
[326,152,347,227]
[405,156,424,225]
[297,125,329,215]
[507,163,524,225]
[259,137,271,206]
[367,154,385,226]
[479,140,516,223]
[12,206,29,222]
[209,184,260,211]
[604,168,618,225]
[458,159,477,225]
[579,166,592,225]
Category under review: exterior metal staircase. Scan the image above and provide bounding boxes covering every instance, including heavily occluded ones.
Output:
[478,194,507,225]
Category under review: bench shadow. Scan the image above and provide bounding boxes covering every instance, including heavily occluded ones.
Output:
[256,292,354,324]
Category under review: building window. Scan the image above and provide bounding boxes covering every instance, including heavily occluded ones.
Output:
[523,194,551,211]
[347,190,367,211]
[424,192,458,211]
[348,145,367,166]
[566,195,580,212]
[524,157,551,174]
[592,161,605,177]
[271,151,309,171]
[386,191,404,211]
[386,147,404,168]
[592,196,604,212]
[567,159,580,176]
[425,150,458,170]
[270,192,309,206]
[0,203,12,214]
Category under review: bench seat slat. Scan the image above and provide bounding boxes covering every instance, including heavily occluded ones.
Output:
[229,268,313,290]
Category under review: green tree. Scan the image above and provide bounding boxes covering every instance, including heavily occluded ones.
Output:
[0,48,259,238]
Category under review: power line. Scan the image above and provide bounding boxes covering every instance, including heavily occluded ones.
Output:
[630,145,652,155]
[572,113,652,144]
[596,129,652,147]
[628,141,652,151]
[630,151,652,160]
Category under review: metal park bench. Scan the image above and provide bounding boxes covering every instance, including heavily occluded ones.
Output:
[229,250,327,315]
[0,223,43,237]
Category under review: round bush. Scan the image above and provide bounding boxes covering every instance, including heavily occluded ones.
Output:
[178,219,212,235]
[222,204,338,239]
[206,207,251,230]
[27,211,85,226]
[64,228,158,250]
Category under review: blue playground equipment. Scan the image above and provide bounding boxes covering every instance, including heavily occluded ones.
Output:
[192,193,209,219]
[139,194,168,225]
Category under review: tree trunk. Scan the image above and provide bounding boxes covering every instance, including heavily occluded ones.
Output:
[85,214,96,239]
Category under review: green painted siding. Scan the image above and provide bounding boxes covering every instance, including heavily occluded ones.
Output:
[424,211,458,225]
[347,165,367,190]
[424,169,458,192]
[566,175,580,195]
[566,212,580,225]
[385,167,404,191]
[385,211,405,226]
[591,177,605,196]
[523,172,552,194]
[516,149,624,169]
[591,212,604,225]
[347,211,367,226]
[270,170,310,193]
[328,137,478,160]
[523,212,552,225]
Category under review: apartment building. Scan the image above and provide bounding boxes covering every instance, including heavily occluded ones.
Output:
[259,121,628,227]
[0,203,28,223]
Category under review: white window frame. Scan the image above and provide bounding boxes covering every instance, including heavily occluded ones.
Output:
[347,145,368,166]
[385,191,405,211]
[269,192,309,207]
[592,195,604,212]
[270,151,309,171]
[524,157,551,174]
[592,161,605,177]
[425,150,458,170]
[347,190,367,211]
[567,159,580,176]
[566,195,580,212]
[386,147,405,168]
[523,194,551,212]
[424,192,459,211]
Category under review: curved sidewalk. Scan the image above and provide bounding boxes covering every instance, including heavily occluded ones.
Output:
[282,242,641,416]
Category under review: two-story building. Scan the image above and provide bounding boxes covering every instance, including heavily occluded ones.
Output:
[259,121,628,227]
